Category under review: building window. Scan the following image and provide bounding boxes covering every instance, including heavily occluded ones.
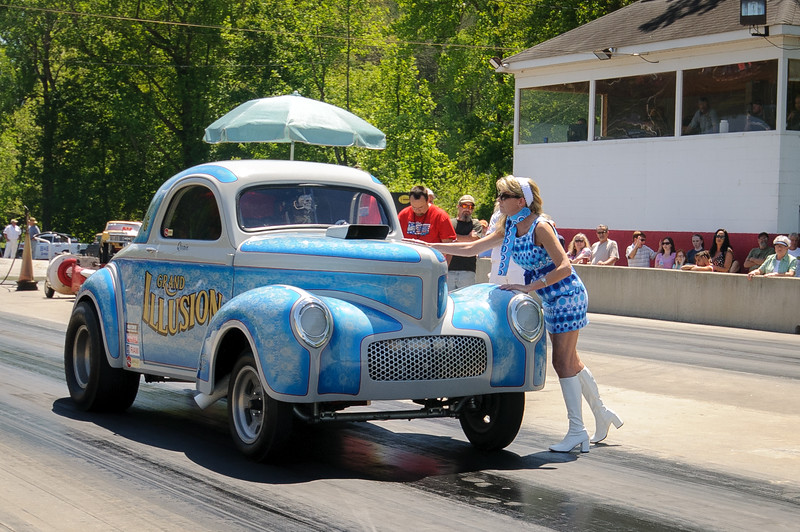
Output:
[594,72,676,140]
[682,59,777,134]
[518,82,589,144]
[786,59,800,131]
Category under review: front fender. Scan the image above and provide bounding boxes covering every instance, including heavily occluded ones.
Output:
[199,285,310,399]
[449,283,547,389]
[74,265,123,366]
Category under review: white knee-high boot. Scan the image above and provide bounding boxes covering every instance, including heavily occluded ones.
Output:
[549,375,590,453]
[578,367,623,444]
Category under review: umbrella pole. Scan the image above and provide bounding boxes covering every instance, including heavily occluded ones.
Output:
[290,141,295,160]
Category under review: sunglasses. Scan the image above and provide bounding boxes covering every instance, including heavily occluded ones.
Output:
[497,193,521,201]
[715,234,725,239]
[596,230,607,234]
[662,241,671,245]
[459,203,474,209]
[410,193,425,199]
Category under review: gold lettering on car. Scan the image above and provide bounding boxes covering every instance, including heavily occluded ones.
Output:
[142,271,223,336]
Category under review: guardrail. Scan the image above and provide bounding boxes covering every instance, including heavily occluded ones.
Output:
[475,259,800,334]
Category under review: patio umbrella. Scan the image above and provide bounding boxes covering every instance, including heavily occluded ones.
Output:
[203,92,386,159]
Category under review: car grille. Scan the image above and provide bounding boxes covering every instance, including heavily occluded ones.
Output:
[367,336,487,382]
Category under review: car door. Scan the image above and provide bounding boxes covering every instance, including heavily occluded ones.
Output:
[114,180,234,379]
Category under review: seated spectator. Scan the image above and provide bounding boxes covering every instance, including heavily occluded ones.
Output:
[681,250,712,271]
[626,230,656,267]
[709,229,736,272]
[787,94,800,131]
[683,97,718,135]
[567,233,592,264]
[672,249,687,269]
[655,237,676,268]
[686,233,705,264]
[591,225,619,265]
[744,101,771,131]
[747,236,797,278]
[788,233,800,259]
[743,232,774,272]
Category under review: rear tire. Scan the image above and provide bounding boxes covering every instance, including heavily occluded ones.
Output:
[459,392,525,451]
[227,351,292,461]
[64,301,139,412]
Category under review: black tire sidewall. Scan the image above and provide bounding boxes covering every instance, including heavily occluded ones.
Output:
[459,392,525,451]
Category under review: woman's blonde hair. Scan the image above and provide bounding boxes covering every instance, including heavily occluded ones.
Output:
[495,175,543,234]
[568,233,589,257]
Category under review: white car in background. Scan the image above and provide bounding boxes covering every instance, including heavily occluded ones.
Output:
[18,231,88,261]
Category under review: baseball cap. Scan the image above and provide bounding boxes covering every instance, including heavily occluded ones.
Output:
[773,235,790,247]
[458,194,475,205]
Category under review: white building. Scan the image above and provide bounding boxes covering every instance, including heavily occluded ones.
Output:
[499,0,800,256]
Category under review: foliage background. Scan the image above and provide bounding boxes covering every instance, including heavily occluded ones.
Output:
[0,1,629,240]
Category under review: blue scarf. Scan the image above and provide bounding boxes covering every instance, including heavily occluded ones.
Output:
[497,207,531,276]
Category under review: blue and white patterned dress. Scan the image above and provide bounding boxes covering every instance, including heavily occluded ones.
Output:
[511,216,589,334]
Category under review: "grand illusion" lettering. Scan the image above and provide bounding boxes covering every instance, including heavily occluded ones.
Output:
[141,272,223,336]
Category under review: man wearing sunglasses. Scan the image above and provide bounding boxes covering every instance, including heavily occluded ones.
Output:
[590,225,619,266]
[448,194,485,289]
[397,185,456,244]
[626,230,656,267]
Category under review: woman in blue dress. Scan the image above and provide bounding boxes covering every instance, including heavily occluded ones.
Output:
[428,176,622,452]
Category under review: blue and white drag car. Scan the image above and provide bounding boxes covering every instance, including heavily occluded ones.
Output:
[64,160,546,460]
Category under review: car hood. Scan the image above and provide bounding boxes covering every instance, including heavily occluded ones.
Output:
[233,233,448,330]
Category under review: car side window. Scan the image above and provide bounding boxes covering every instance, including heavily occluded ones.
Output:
[161,185,222,241]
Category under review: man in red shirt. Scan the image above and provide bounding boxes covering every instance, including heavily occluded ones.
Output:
[397,186,456,244]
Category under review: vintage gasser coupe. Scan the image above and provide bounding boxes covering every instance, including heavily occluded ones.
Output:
[64,160,546,460]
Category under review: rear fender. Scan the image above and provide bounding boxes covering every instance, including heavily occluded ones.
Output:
[73,265,124,368]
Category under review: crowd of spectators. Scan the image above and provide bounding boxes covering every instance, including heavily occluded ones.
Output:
[558,226,798,278]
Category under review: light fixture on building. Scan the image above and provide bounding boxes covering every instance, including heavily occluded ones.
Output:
[593,47,616,60]
[489,56,506,69]
[740,0,766,26]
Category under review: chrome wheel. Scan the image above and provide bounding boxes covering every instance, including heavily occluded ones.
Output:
[230,364,265,444]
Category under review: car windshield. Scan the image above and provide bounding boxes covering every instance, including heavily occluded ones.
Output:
[238,185,391,230]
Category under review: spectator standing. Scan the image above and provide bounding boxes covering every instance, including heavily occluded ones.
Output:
[686,234,705,264]
[590,225,619,265]
[398,186,456,244]
[655,237,676,269]
[567,233,592,264]
[626,231,656,267]
[747,236,797,278]
[3,219,21,259]
[448,194,484,289]
[787,233,800,259]
[672,249,687,269]
[743,232,774,272]
[27,218,41,240]
[709,229,736,272]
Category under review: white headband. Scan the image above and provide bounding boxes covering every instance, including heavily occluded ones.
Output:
[514,177,534,206]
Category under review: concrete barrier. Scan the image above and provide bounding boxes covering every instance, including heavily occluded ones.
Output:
[476,258,800,334]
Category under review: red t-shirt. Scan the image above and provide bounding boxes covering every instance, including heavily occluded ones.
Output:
[397,204,457,243]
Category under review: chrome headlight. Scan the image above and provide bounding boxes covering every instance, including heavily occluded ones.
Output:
[291,296,333,348]
[508,293,544,343]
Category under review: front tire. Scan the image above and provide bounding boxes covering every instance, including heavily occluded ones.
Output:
[64,301,139,411]
[459,392,525,451]
[227,351,292,461]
